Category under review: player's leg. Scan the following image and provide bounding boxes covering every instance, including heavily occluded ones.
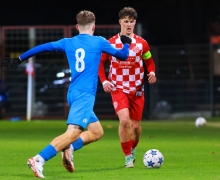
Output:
[62,113,103,172]
[75,120,104,147]
[85,120,104,143]
[71,112,103,150]
[129,92,144,161]
[27,90,88,178]
[27,125,82,178]
[111,90,134,167]
[130,120,142,161]
[59,125,83,172]
[117,108,134,167]
[62,91,98,172]
[66,121,103,153]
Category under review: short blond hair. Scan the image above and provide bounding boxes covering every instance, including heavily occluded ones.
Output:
[76,10,96,25]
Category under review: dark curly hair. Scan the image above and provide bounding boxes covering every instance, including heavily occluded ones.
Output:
[118,7,137,20]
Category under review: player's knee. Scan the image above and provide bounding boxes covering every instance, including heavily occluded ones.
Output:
[131,121,141,130]
[96,129,104,140]
[131,125,141,134]
[117,109,130,123]
[94,127,104,140]
[66,134,78,143]
[119,113,130,122]
[88,126,104,141]
[119,118,130,128]
[66,129,82,142]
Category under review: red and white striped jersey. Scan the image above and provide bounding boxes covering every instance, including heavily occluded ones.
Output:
[99,33,152,95]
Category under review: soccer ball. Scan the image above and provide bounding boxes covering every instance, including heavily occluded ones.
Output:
[143,149,164,168]
[195,117,207,127]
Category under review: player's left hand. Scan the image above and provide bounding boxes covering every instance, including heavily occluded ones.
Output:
[147,72,156,84]
[0,57,22,72]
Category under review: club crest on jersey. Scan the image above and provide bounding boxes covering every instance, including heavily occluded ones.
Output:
[113,102,118,109]
[132,46,140,53]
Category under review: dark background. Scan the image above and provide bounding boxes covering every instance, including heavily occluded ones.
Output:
[1,0,220,45]
[1,0,220,119]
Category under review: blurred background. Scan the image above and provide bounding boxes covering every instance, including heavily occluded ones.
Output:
[1,0,220,120]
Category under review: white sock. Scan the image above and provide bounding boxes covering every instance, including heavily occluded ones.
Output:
[34,154,45,164]
[70,144,74,153]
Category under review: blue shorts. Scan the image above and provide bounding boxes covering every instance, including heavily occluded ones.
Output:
[66,90,98,129]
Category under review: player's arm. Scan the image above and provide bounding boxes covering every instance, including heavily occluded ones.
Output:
[98,53,114,93]
[112,44,130,60]
[20,39,67,61]
[0,43,55,71]
[101,35,131,61]
[98,53,109,83]
[0,40,65,72]
[19,43,57,61]
[142,42,156,84]
[143,51,155,74]
[99,36,131,92]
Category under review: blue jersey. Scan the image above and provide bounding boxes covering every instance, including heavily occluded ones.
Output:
[52,34,121,94]
[20,34,129,95]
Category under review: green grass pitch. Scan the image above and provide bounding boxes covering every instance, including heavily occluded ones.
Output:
[0,118,220,180]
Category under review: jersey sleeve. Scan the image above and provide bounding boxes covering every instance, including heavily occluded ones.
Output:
[100,37,129,60]
[98,52,109,83]
[143,57,155,73]
[142,41,150,60]
[19,42,55,61]
[19,39,67,61]
[142,40,155,73]
[51,38,66,52]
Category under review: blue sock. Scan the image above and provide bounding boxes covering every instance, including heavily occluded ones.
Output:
[39,144,57,161]
[72,137,84,151]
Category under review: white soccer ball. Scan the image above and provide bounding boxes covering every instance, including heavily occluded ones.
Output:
[195,117,207,127]
[143,149,164,168]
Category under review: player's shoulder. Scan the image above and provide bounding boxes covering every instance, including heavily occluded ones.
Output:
[58,37,70,41]
[53,37,71,45]
[92,35,108,42]
[133,34,148,43]
[108,34,120,43]
[63,37,72,40]
[59,37,73,43]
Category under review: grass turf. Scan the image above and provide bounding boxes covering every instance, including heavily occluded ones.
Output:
[0,118,220,180]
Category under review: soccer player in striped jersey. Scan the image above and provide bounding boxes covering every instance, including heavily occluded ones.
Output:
[0,10,131,178]
[98,7,156,168]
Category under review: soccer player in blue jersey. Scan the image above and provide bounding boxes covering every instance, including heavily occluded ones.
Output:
[0,10,131,178]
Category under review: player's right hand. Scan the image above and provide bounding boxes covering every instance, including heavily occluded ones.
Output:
[147,72,156,84]
[120,35,132,45]
[0,57,22,72]
[102,80,114,93]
